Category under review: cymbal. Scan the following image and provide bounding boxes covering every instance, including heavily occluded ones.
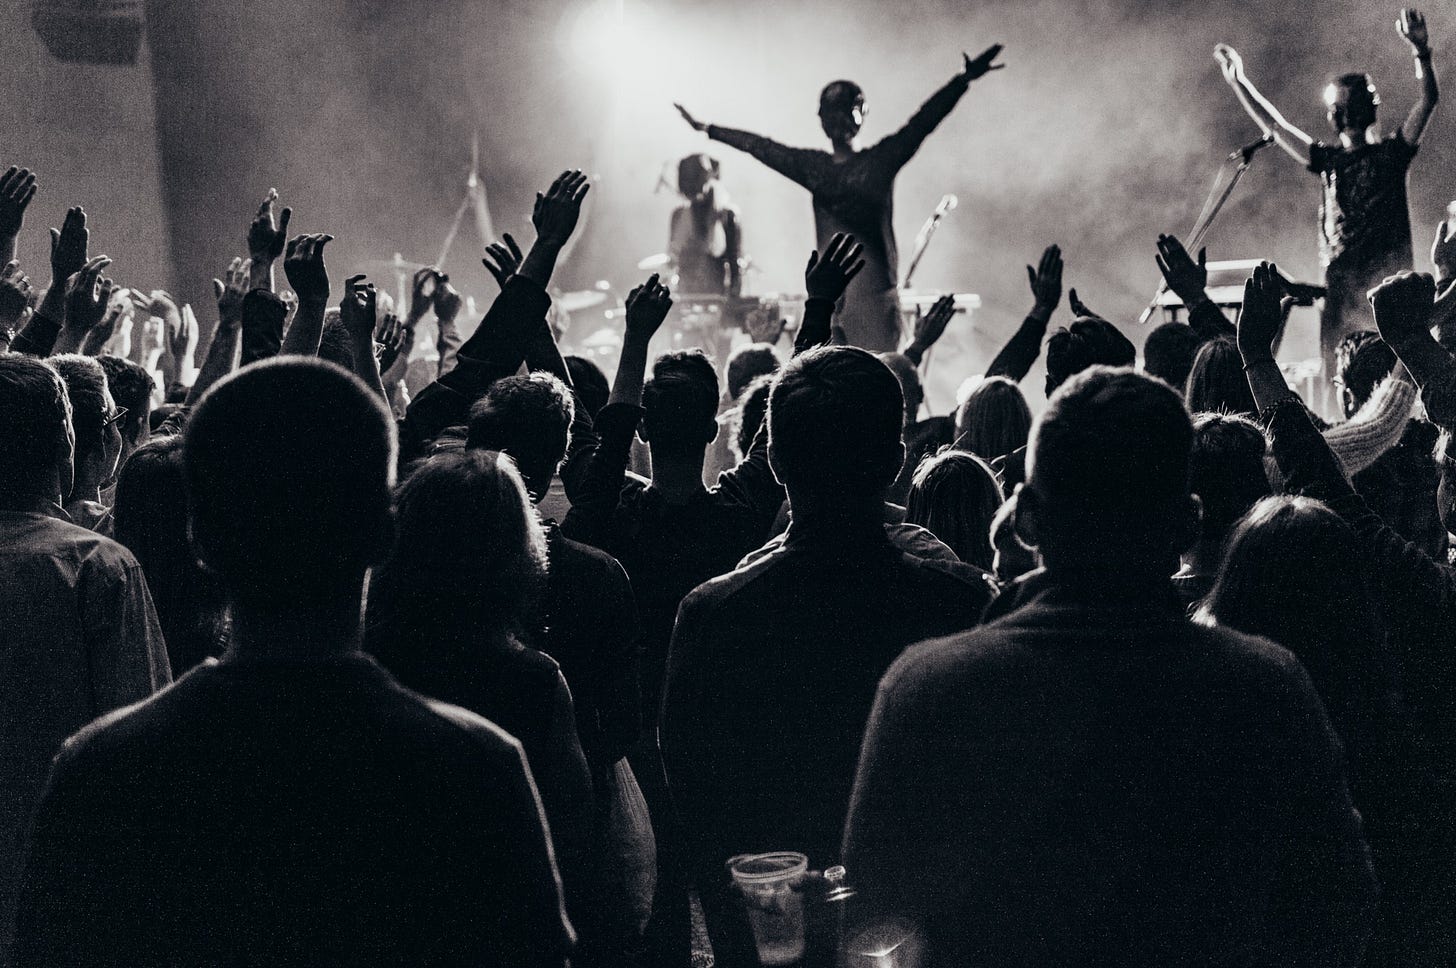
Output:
[557,290,608,313]
[637,253,673,271]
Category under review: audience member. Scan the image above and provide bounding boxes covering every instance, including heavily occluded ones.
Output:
[844,367,1376,967]
[904,448,1003,571]
[48,353,124,532]
[705,342,780,482]
[1186,337,1258,416]
[953,374,1031,465]
[95,355,152,469]
[1143,320,1206,390]
[14,359,572,967]
[1174,412,1272,608]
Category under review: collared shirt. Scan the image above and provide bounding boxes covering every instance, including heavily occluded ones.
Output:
[0,507,170,960]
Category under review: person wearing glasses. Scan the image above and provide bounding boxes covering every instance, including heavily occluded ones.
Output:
[49,355,127,534]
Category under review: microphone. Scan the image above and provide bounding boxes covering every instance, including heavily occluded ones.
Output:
[1228,132,1275,161]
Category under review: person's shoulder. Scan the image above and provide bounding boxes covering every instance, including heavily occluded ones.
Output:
[552,529,629,584]
[678,545,786,618]
[1186,619,1315,691]
[422,696,530,764]
[57,661,220,763]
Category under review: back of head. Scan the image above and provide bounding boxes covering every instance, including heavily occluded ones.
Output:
[0,355,71,506]
[1200,496,1382,727]
[1334,331,1396,417]
[1143,322,1204,392]
[371,450,547,656]
[734,373,774,459]
[564,355,609,419]
[726,343,780,402]
[906,449,1003,571]
[1045,317,1136,397]
[1024,367,1194,568]
[465,373,574,500]
[954,376,1031,463]
[876,351,923,419]
[97,355,153,449]
[49,353,110,464]
[641,350,720,460]
[1185,338,1256,416]
[184,358,396,610]
[768,345,904,504]
[318,314,356,372]
[1189,413,1272,550]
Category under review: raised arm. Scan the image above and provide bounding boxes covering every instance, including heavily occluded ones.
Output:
[798,232,864,354]
[246,188,291,293]
[13,207,87,357]
[186,258,248,406]
[1370,270,1456,431]
[878,45,1004,169]
[1156,233,1236,341]
[0,166,37,268]
[986,244,1063,380]
[1397,9,1439,144]
[279,234,333,356]
[677,103,819,189]
[1215,45,1315,165]
[338,274,388,400]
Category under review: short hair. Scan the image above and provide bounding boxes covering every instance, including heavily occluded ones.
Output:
[768,345,904,501]
[0,355,71,502]
[1143,322,1204,392]
[906,449,1004,571]
[466,372,574,498]
[565,355,609,419]
[734,373,774,459]
[819,79,865,114]
[1045,317,1136,396]
[1325,73,1380,130]
[184,358,396,609]
[1334,331,1396,413]
[954,376,1031,463]
[726,343,780,402]
[1027,366,1192,539]
[369,450,547,654]
[642,350,720,458]
[49,354,110,461]
[98,355,153,445]
[318,316,356,372]
[1185,338,1257,417]
[1189,412,1272,548]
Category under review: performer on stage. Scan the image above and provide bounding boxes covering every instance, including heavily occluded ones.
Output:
[1215,9,1438,371]
[674,44,1004,351]
[669,153,742,297]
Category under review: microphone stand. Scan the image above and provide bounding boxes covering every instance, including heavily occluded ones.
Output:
[1137,136,1270,324]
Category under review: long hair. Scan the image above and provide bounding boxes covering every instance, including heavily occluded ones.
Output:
[954,376,1031,463]
[1197,496,1386,736]
[906,449,1004,571]
[1186,338,1256,417]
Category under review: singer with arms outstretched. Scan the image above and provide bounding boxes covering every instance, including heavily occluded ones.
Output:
[1215,9,1438,371]
[675,45,1004,351]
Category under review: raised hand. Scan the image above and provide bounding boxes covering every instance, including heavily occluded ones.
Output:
[913,294,957,354]
[247,188,292,265]
[1027,244,1063,314]
[0,260,34,330]
[533,170,591,247]
[408,265,440,323]
[744,304,788,345]
[49,206,88,284]
[283,233,333,307]
[1398,8,1430,54]
[339,274,378,340]
[482,233,523,290]
[1369,270,1437,346]
[804,232,866,302]
[81,291,130,357]
[624,273,672,344]
[0,167,37,241]
[433,275,463,323]
[147,288,183,334]
[1431,220,1456,282]
[213,256,251,327]
[962,44,1006,80]
[675,102,709,133]
[1155,233,1209,305]
[1236,261,1285,364]
[63,257,115,337]
[1068,287,1101,320]
[164,300,199,367]
[374,311,407,373]
[1213,44,1244,84]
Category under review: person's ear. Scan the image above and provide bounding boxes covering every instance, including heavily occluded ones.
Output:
[1012,482,1041,549]
[704,416,720,445]
[1341,387,1357,417]
[1173,494,1203,557]
[55,417,75,501]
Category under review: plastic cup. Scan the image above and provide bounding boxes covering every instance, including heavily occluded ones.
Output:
[728,851,808,966]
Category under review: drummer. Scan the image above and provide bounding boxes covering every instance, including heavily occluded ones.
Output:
[668,153,743,297]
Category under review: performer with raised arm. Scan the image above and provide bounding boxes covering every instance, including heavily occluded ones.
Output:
[675,44,1004,351]
[1215,9,1438,371]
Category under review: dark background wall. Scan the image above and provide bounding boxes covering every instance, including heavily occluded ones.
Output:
[9,0,1455,408]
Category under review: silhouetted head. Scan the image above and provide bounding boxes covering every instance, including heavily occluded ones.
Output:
[1018,367,1198,575]
[1143,322,1204,392]
[0,355,73,507]
[1045,317,1136,397]
[1198,496,1384,733]
[876,352,923,423]
[726,342,780,402]
[565,355,609,419]
[1333,330,1397,418]
[50,354,123,490]
[318,314,356,372]
[677,152,720,200]
[1185,337,1257,416]
[734,373,774,460]
[466,372,574,501]
[97,355,153,464]
[954,376,1031,463]
[1188,412,1271,554]
[1325,73,1380,135]
[906,449,1003,571]
[769,345,905,507]
[819,79,866,145]
[640,350,720,461]
[184,358,396,612]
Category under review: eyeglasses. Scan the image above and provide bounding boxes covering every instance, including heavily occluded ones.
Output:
[103,405,129,428]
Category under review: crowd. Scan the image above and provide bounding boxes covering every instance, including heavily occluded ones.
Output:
[0,149,1455,968]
